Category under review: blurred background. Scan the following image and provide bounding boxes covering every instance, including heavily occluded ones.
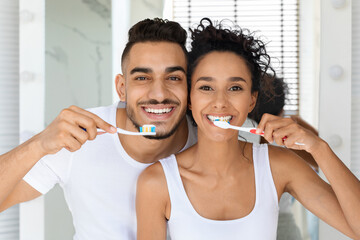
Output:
[0,0,358,239]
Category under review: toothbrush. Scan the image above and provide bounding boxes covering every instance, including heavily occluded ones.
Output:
[213,120,305,146]
[213,120,262,135]
[99,124,156,136]
[84,124,156,136]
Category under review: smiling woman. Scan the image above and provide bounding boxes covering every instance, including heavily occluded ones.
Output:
[189,51,257,142]
[135,18,360,240]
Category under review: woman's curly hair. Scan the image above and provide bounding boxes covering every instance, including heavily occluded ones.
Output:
[187,18,276,123]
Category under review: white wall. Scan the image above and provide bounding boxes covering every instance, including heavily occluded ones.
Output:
[299,0,320,129]
[0,0,20,239]
[44,0,112,239]
[352,0,360,180]
[319,0,352,239]
[19,0,45,239]
[130,0,164,26]
[45,0,112,121]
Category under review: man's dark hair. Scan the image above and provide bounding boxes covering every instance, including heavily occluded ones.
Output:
[121,18,188,70]
[249,75,288,123]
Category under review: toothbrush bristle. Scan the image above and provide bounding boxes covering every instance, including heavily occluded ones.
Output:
[214,119,229,123]
[140,124,156,133]
[213,120,230,129]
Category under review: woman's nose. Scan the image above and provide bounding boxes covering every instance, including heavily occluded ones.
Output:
[212,91,228,109]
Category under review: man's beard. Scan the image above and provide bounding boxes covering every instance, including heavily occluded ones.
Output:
[126,99,186,140]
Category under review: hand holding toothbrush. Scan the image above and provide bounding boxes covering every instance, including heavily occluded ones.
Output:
[36,105,117,155]
[256,113,324,153]
[36,105,155,156]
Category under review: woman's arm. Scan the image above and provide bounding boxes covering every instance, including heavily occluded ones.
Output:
[311,142,360,237]
[258,113,360,239]
[136,162,170,240]
[270,146,359,239]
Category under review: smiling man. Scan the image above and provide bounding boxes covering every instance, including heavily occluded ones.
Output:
[119,40,188,141]
[0,18,197,240]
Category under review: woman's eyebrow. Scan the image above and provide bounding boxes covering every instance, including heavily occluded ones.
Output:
[196,76,213,83]
[196,76,247,83]
[229,77,247,82]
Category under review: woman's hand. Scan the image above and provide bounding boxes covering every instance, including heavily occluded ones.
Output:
[256,113,324,154]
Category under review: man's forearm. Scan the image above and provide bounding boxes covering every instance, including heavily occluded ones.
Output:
[0,105,116,205]
[0,135,45,204]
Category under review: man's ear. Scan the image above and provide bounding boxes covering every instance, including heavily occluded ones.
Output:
[115,74,126,102]
[249,91,258,113]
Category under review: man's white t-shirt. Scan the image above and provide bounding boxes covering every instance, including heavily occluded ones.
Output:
[23,102,198,240]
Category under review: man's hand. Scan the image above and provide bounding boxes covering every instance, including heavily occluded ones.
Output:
[35,105,116,155]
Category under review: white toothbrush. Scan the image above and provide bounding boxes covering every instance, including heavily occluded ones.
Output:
[213,120,261,135]
[94,124,156,136]
[213,120,305,146]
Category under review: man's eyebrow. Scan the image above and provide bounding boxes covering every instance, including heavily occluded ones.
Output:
[130,67,152,75]
[165,66,186,74]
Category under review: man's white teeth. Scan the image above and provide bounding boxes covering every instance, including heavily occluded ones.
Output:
[207,115,232,122]
[144,107,173,114]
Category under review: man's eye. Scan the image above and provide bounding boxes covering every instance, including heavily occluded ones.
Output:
[168,76,181,81]
[229,86,243,91]
[199,86,213,91]
[135,76,147,81]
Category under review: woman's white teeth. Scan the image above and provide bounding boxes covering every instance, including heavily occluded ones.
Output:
[207,115,232,122]
[144,107,173,114]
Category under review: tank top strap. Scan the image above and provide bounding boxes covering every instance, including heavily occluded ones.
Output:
[252,143,279,209]
[159,155,187,210]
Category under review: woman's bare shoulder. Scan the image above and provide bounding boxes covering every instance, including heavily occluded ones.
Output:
[138,162,168,192]
[267,144,304,166]
[267,144,318,193]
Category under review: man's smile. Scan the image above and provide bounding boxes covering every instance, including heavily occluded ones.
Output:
[141,105,176,120]
[143,107,174,114]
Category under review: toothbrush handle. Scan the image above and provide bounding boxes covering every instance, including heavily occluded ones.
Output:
[116,128,155,136]
[216,123,306,146]
[96,128,156,136]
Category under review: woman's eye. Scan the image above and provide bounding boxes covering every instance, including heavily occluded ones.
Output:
[229,86,243,91]
[199,85,213,91]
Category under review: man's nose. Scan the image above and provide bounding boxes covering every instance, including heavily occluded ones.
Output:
[148,79,169,102]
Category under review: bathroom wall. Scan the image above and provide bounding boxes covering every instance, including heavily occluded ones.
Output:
[45,0,112,239]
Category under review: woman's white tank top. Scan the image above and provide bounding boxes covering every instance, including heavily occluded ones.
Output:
[159,143,279,240]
